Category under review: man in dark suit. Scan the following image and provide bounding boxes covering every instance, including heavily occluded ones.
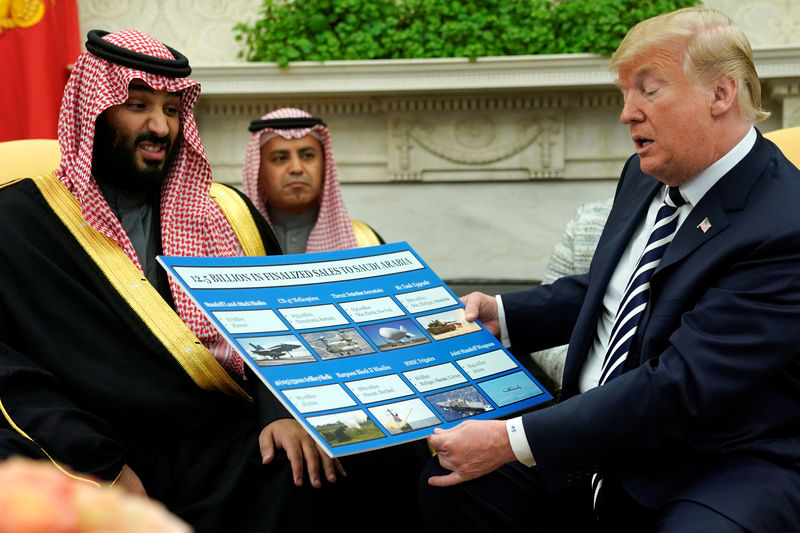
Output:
[419,7,800,532]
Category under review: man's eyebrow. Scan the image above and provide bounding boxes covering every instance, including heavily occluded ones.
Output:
[127,82,182,97]
[616,65,658,92]
[634,63,661,81]
[128,82,154,93]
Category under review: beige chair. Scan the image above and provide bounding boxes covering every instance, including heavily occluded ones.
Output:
[0,139,61,180]
[764,126,800,169]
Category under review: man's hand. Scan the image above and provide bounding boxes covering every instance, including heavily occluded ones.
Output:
[426,419,516,487]
[461,291,500,336]
[259,418,346,488]
[114,464,147,496]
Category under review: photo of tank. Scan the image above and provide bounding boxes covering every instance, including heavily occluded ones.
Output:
[417,308,482,340]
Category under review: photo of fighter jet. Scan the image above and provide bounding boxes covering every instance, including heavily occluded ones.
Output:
[249,342,301,360]
[238,334,316,366]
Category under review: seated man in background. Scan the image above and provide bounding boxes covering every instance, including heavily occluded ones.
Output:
[0,29,425,533]
[242,107,382,253]
[529,196,613,394]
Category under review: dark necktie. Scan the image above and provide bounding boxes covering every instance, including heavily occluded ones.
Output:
[592,185,687,507]
[599,185,687,385]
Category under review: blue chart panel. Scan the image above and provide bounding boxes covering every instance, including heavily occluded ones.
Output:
[159,242,552,457]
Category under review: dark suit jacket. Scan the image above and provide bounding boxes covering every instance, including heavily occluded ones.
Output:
[502,131,800,530]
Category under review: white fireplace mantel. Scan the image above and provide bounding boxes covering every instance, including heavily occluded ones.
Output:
[192,45,800,98]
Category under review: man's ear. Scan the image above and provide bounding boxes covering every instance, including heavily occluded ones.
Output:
[710,77,738,117]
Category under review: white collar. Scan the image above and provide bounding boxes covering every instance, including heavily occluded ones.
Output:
[677,126,756,207]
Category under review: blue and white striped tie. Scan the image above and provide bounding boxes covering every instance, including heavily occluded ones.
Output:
[592,185,686,507]
[599,185,686,385]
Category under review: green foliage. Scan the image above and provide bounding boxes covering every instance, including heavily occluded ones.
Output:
[548,0,702,55]
[234,0,701,67]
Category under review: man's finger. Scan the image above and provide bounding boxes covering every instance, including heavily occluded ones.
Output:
[427,426,448,450]
[333,457,347,479]
[427,471,465,488]
[462,293,479,321]
[284,441,305,487]
[259,430,275,464]
[316,445,340,483]
[302,440,322,488]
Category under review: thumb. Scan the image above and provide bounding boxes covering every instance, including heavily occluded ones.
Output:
[427,471,465,488]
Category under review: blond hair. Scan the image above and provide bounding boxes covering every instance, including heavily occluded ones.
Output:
[610,7,768,124]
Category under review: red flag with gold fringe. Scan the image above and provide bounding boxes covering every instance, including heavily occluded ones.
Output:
[0,0,80,142]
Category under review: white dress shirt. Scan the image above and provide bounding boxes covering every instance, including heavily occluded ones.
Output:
[503,127,757,466]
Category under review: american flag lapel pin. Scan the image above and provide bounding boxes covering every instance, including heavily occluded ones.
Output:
[697,217,711,233]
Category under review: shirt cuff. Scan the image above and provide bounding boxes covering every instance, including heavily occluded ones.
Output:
[496,294,511,348]
[506,416,535,467]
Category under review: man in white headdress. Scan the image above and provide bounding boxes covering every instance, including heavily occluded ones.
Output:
[242,107,382,254]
